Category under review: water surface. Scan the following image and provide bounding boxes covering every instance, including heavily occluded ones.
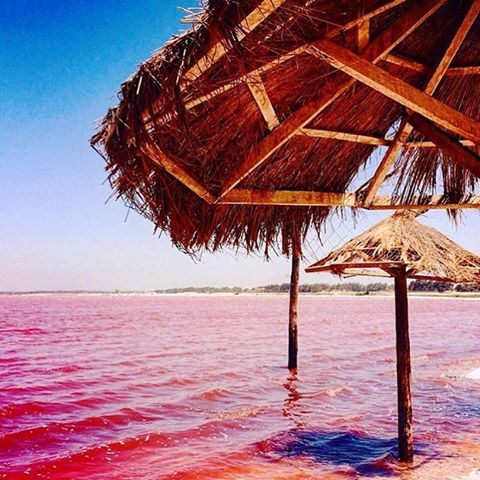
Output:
[1,294,480,479]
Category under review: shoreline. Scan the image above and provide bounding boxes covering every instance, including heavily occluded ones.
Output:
[1,291,479,299]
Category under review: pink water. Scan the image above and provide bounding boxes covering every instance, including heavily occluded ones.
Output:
[1,294,480,479]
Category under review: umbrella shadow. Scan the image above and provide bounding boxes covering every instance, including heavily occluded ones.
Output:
[264,428,400,477]
[271,372,436,477]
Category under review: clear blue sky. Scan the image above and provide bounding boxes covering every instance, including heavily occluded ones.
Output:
[1,0,479,291]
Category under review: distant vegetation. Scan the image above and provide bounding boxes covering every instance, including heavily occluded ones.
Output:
[155,282,393,294]
[156,286,245,294]
[409,281,480,293]
[4,282,479,295]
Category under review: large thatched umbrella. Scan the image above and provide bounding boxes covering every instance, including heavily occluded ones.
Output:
[305,211,480,462]
[92,0,480,368]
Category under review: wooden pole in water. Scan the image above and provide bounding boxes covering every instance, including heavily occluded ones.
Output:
[394,265,413,462]
[288,230,301,370]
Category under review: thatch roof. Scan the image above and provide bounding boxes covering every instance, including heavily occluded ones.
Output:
[91,0,480,256]
[306,211,480,282]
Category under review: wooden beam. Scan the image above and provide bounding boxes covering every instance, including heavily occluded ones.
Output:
[144,1,432,130]
[357,19,370,51]
[369,195,480,210]
[299,128,473,148]
[361,119,413,205]
[219,188,480,209]
[182,0,287,85]
[247,73,280,130]
[384,53,430,74]
[217,0,446,199]
[306,261,404,273]
[299,128,389,146]
[142,143,215,203]
[313,39,480,144]
[447,65,480,76]
[385,54,480,77]
[407,139,475,148]
[361,1,480,204]
[219,189,357,206]
[408,114,480,178]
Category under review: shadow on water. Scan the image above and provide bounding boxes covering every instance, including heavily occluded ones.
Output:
[262,429,400,477]
[269,372,434,477]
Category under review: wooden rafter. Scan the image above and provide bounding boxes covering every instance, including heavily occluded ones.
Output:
[369,195,480,210]
[384,54,430,74]
[142,143,215,204]
[385,54,480,77]
[247,74,280,130]
[182,0,287,85]
[361,0,480,205]
[299,128,389,145]
[298,128,474,148]
[220,189,357,206]
[218,189,480,210]
[216,0,446,200]
[447,65,480,76]
[305,261,404,273]
[357,19,370,51]
[409,114,480,177]
[408,139,475,148]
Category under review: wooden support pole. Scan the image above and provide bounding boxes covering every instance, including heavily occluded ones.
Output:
[394,266,413,462]
[288,231,301,370]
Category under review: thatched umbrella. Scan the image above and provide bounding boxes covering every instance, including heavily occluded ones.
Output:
[305,211,480,462]
[91,1,480,368]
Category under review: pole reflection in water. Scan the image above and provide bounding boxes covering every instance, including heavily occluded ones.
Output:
[282,370,307,429]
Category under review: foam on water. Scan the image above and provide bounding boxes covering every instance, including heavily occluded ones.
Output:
[465,368,480,380]
[454,470,480,480]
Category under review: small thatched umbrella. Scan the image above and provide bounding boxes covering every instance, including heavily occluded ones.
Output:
[305,211,480,462]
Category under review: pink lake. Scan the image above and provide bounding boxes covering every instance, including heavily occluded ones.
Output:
[1,294,480,479]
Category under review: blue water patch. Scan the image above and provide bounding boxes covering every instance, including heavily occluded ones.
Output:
[261,429,431,477]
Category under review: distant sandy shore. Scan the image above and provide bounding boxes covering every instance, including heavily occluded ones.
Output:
[2,291,479,299]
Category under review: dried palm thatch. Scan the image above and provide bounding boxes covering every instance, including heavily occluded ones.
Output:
[306,211,480,283]
[91,0,480,257]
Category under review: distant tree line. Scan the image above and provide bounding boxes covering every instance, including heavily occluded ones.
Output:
[155,286,245,294]
[155,282,393,294]
[409,280,480,292]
